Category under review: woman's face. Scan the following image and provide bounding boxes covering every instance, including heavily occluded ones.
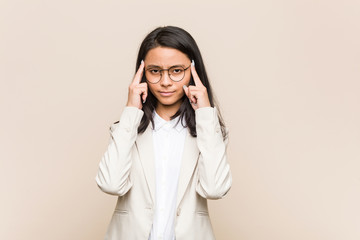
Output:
[144,46,191,110]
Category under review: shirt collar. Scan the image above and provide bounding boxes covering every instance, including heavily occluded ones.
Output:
[152,110,185,132]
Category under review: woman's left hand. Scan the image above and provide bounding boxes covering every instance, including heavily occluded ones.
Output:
[183,61,211,110]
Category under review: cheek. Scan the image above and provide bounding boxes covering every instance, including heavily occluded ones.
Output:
[147,84,158,95]
[175,75,191,92]
[182,74,192,86]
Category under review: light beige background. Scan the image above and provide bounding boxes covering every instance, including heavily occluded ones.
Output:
[1,0,359,239]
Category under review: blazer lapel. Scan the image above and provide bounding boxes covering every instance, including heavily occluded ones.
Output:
[135,125,156,204]
[176,130,200,208]
[135,125,200,209]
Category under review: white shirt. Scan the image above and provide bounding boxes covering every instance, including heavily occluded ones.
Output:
[148,111,187,240]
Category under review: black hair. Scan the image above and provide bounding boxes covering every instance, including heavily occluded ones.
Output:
[135,26,227,139]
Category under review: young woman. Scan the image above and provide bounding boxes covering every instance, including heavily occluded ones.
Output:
[95,26,232,240]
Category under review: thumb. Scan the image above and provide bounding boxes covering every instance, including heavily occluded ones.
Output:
[183,85,196,104]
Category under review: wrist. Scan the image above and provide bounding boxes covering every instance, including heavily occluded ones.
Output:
[126,101,141,109]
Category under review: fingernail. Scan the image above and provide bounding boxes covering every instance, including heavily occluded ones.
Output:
[189,99,192,104]
[191,60,195,66]
[141,60,144,64]
[143,98,146,103]
[183,85,186,90]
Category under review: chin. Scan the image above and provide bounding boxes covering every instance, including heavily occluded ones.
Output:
[157,96,183,106]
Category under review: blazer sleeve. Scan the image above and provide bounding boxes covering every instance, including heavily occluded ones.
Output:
[195,107,232,200]
[95,106,144,196]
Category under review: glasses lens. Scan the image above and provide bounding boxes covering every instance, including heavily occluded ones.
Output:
[169,66,185,81]
[145,66,186,83]
[145,68,161,83]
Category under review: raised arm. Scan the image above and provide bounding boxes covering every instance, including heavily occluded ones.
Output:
[195,107,232,199]
[95,107,144,196]
[183,60,232,199]
[95,61,147,196]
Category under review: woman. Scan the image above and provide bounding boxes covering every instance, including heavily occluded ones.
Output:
[95,26,232,240]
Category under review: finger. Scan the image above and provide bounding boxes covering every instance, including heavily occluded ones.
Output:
[131,82,147,95]
[136,83,148,103]
[133,60,145,84]
[138,82,147,88]
[182,85,190,99]
[186,85,198,103]
[190,60,203,87]
[133,86,147,103]
[183,85,196,103]
[142,88,148,103]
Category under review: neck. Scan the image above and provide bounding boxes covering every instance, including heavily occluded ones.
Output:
[155,101,182,121]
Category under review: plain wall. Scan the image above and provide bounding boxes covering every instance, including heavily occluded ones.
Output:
[1,0,359,239]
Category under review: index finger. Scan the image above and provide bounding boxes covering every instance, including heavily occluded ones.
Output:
[133,60,145,84]
[190,60,203,87]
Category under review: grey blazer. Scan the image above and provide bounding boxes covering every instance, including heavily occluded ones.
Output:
[95,106,232,240]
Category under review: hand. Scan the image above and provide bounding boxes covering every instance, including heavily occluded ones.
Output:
[126,60,148,109]
[183,60,211,110]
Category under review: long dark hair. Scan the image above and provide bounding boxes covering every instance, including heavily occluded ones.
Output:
[135,26,227,139]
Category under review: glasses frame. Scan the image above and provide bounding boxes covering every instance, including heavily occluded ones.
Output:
[145,64,191,84]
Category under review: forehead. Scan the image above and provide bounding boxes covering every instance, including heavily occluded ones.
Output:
[144,47,190,67]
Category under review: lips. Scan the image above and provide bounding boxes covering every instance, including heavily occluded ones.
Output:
[159,91,175,97]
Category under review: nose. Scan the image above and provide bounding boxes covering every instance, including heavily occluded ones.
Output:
[159,72,173,87]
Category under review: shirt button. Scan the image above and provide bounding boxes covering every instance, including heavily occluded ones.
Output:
[177,208,181,216]
[125,127,131,132]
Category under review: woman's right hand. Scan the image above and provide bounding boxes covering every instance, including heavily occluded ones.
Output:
[126,60,148,109]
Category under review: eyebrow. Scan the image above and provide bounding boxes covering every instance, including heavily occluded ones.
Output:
[146,64,186,69]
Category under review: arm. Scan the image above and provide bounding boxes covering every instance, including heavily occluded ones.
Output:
[95,107,144,196]
[195,107,232,200]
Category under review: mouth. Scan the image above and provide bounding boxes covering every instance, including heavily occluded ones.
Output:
[159,91,175,97]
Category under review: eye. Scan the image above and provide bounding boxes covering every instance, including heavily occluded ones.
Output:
[149,68,161,75]
[171,68,184,74]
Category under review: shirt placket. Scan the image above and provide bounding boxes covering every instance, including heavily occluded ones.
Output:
[159,126,170,239]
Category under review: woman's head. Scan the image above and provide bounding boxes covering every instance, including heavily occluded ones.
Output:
[136,26,206,82]
[143,46,192,111]
[136,26,226,139]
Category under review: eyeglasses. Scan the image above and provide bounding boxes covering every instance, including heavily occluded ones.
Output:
[145,64,191,84]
